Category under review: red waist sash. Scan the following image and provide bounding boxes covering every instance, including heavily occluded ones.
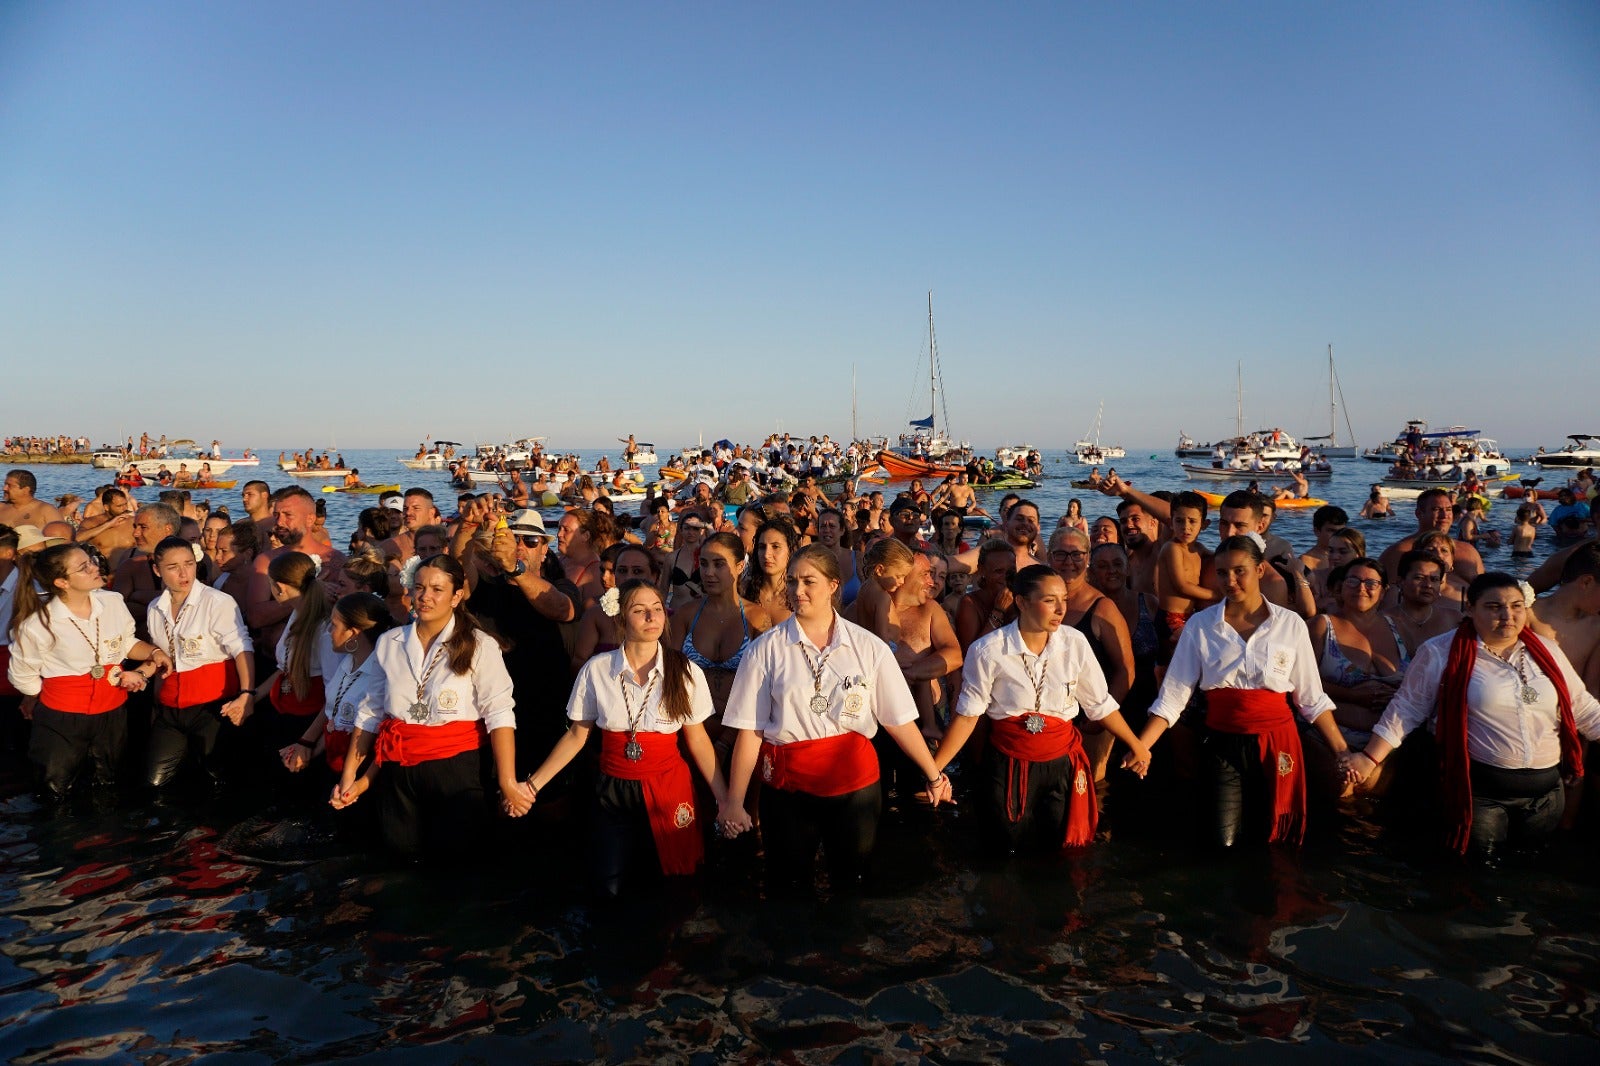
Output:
[159,659,240,709]
[759,732,878,797]
[0,646,15,697]
[324,727,353,773]
[1205,688,1306,845]
[373,718,483,768]
[40,672,128,715]
[599,730,702,876]
[990,714,1098,848]
[270,675,325,717]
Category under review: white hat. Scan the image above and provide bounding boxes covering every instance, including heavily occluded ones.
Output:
[14,525,67,553]
[506,509,554,538]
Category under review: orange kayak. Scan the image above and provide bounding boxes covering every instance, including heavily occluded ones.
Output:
[875,450,964,481]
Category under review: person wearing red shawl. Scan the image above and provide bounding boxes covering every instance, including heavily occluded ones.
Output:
[1135,535,1349,847]
[722,545,953,895]
[935,564,1150,852]
[1349,572,1600,861]
[524,579,728,898]
[331,555,532,857]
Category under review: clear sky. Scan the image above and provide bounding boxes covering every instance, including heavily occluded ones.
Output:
[2,2,1596,452]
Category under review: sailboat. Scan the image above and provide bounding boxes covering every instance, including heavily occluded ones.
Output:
[1300,345,1358,459]
[1074,401,1125,463]
[878,293,972,479]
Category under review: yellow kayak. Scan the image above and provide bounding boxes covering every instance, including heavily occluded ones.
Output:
[321,483,401,494]
[1197,491,1327,510]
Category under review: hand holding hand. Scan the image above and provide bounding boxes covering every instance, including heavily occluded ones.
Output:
[279,743,310,773]
[1121,745,1151,779]
[500,777,535,818]
[717,803,753,837]
[330,773,368,810]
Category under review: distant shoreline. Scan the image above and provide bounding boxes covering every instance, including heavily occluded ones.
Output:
[0,453,90,465]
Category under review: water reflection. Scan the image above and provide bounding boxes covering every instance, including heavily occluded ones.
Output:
[2,783,1599,1061]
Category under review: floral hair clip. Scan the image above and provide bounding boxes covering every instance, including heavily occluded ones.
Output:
[600,587,621,617]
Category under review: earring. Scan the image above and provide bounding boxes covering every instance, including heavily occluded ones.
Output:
[343,637,358,653]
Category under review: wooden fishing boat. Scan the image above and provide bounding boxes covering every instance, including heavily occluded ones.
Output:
[876,449,964,480]
[321,483,402,494]
[1181,463,1331,481]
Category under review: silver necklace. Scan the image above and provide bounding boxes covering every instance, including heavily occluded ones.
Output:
[405,638,449,723]
[619,668,658,761]
[800,642,836,714]
[65,611,105,680]
[1021,644,1050,733]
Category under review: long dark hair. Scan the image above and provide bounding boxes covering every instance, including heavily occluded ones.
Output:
[415,553,503,675]
[268,551,332,699]
[616,579,694,721]
[10,544,81,643]
[333,592,396,646]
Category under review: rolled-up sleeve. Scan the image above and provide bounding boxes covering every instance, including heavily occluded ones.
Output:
[1288,622,1336,723]
[721,636,770,732]
[7,624,43,697]
[953,640,995,719]
[867,639,918,727]
[1148,625,1204,726]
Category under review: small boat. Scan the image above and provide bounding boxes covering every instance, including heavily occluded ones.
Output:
[1197,491,1328,510]
[1380,472,1517,492]
[1070,478,1130,490]
[321,483,402,494]
[973,475,1039,490]
[994,444,1035,466]
[174,480,236,490]
[1500,484,1564,501]
[619,439,659,464]
[876,449,965,480]
[1073,402,1125,463]
[114,474,146,488]
[1361,421,1512,475]
[1182,463,1332,481]
[91,449,126,469]
[1533,435,1600,469]
[885,293,972,470]
[286,468,354,478]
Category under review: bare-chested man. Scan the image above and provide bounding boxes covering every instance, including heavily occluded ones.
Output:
[953,499,1045,573]
[245,487,346,653]
[77,487,138,568]
[1377,488,1484,586]
[886,551,964,742]
[1531,543,1600,696]
[0,471,62,529]
[1213,495,1299,610]
[954,539,1017,652]
[380,487,441,564]
[932,470,987,517]
[1384,550,1459,652]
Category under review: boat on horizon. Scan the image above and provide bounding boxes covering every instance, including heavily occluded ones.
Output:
[1533,434,1600,469]
[1361,420,1512,475]
[1300,345,1358,458]
[1181,461,1331,481]
[886,293,971,470]
[1073,401,1125,463]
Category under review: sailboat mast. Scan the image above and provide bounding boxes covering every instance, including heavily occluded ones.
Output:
[851,364,858,442]
[1328,344,1337,445]
[1235,362,1244,439]
[927,292,937,438]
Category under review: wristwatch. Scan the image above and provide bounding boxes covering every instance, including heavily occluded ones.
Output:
[508,560,527,577]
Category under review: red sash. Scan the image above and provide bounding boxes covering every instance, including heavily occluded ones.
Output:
[324,727,353,773]
[39,672,128,715]
[990,715,1098,848]
[0,646,15,697]
[1205,689,1306,844]
[372,718,483,767]
[598,731,703,876]
[158,659,240,709]
[1437,624,1582,855]
[270,675,325,717]
[759,732,878,797]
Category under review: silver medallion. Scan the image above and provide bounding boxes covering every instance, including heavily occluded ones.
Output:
[625,737,644,761]
[408,700,430,722]
[90,665,105,680]
[809,693,829,715]
[1023,713,1045,734]
[280,677,292,694]
[1521,684,1539,705]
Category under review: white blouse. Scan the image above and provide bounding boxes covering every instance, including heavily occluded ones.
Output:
[722,613,917,743]
[8,590,138,695]
[274,608,340,680]
[325,654,389,734]
[1147,601,1336,726]
[954,622,1118,723]
[0,568,18,647]
[568,646,714,733]
[359,619,516,733]
[1373,632,1600,769]
[147,583,251,670]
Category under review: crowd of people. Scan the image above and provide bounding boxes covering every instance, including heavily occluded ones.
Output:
[3,452,1600,900]
[2,435,93,457]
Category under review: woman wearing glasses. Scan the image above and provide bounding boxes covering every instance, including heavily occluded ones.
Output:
[664,514,710,610]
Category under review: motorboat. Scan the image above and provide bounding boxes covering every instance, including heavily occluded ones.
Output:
[1181,461,1331,481]
[1361,421,1511,476]
[1533,434,1600,469]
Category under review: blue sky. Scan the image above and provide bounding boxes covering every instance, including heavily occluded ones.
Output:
[2,2,1596,452]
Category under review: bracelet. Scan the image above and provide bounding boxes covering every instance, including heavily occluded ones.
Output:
[926,772,946,787]
[295,738,314,750]
[524,776,539,798]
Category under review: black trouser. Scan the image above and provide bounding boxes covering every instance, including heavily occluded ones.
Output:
[376,749,488,859]
[29,703,128,801]
[1206,730,1269,849]
[0,692,26,761]
[987,750,1073,852]
[759,781,881,894]
[1469,762,1563,854]
[592,774,658,899]
[145,699,228,789]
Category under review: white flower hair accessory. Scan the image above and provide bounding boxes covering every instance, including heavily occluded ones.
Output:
[1244,531,1267,554]
[399,555,422,593]
[309,553,323,575]
[599,587,621,617]
[1519,580,1536,608]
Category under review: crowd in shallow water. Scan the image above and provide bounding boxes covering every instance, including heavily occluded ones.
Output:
[3,441,1600,897]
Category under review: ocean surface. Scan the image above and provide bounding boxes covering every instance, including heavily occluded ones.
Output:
[2,448,1596,1063]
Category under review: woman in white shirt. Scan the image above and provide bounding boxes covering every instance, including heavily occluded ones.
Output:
[526,579,728,897]
[333,554,530,858]
[8,544,171,801]
[144,536,254,791]
[1348,572,1600,860]
[937,564,1149,852]
[254,552,338,751]
[280,592,392,788]
[722,545,953,895]
[1136,534,1348,847]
